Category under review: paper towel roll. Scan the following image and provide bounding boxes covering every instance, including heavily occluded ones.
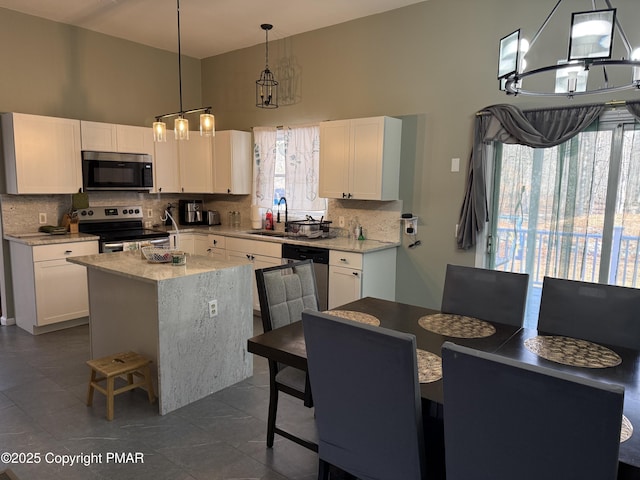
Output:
[251,205,262,229]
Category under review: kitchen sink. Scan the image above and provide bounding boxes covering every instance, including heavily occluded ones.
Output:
[246,230,288,237]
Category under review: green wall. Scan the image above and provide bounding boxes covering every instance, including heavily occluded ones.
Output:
[1,1,640,310]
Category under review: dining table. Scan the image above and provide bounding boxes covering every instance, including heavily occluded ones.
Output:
[247,296,640,474]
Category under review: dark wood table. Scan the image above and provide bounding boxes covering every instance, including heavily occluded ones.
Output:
[247,296,521,403]
[247,297,640,473]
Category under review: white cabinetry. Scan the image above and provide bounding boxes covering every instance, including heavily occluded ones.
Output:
[212,130,252,194]
[10,240,99,334]
[80,121,154,155]
[328,248,397,309]
[174,233,195,254]
[1,113,82,194]
[154,134,213,193]
[226,238,281,310]
[319,116,402,200]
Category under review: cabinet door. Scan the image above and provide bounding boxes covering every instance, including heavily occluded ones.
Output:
[212,130,251,194]
[3,113,82,194]
[153,136,181,193]
[34,260,90,325]
[179,135,213,193]
[176,233,195,254]
[319,120,351,199]
[328,265,362,309]
[80,121,117,151]
[193,235,210,255]
[116,125,154,154]
[227,249,281,310]
[350,117,385,200]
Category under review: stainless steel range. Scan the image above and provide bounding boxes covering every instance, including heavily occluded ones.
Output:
[77,205,170,253]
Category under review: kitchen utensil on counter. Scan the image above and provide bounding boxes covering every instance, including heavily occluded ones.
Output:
[207,210,221,226]
[228,211,241,228]
[251,205,262,229]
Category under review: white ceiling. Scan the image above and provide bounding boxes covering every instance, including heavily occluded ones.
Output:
[0,0,425,59]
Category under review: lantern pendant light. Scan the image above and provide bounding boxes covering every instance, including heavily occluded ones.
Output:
[256,24,278,109]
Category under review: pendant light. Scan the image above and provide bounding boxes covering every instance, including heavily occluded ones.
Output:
[256,24,278,109]
[154,0,215,141]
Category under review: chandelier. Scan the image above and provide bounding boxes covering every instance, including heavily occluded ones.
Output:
[153,0,214,141]
[256,24,279,109]
[498,0,640,97]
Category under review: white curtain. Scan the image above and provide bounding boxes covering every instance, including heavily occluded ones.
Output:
[283,124,324,211]
[252,123,324,211]
[252,126,278,208]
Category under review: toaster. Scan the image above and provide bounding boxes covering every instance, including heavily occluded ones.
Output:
[207,210,221,225]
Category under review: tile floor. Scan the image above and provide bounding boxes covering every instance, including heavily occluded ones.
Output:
[0,318,320,480]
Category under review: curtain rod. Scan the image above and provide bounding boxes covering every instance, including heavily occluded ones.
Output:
[475,100,631,116]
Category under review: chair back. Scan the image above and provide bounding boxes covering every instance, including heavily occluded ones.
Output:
[256,260,319,333]
[302,310,427,480]
[538,276,640,350]
[442,342,623,480]
[441,264,529,327]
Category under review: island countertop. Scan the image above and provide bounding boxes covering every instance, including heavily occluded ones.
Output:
[67,251,251,284]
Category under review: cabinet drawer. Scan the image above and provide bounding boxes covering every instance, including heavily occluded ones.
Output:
[329,250,363,269]
[226,237,281,258]
[208,234,226,249]
[32,241,99,262]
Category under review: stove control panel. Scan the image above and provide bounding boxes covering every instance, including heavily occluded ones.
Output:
[77,206,143,221]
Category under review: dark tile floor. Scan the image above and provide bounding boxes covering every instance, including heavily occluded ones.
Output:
[0,317,319,480]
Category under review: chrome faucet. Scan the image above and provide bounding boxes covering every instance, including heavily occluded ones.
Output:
[277,197,288,231]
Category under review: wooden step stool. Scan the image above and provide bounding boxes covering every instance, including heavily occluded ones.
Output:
[86,351,156,420]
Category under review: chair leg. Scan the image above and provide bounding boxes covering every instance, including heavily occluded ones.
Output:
[318,459,330,480]
[86,369,97,406]
[266,385,279,448]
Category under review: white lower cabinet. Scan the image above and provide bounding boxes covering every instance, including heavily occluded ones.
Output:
[328,248,397,309]
[10,241,99,334]
[200,234,227,260]
[226,238,282,310]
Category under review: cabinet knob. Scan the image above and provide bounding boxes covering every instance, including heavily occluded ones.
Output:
[352,272,359,277]
[340,258,347,262]
[348,193,353,199]
[213,240,217,245]
[64,250,73,255]
[342,193,347,198]
[227,188,231,194]
[207,248,212,252]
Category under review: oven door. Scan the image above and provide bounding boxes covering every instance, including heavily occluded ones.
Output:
[102,237,169,253]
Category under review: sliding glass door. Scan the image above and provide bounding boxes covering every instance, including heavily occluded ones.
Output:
[488,112,640,327]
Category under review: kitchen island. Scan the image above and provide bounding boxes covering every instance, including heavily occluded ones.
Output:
[68,251,253,415]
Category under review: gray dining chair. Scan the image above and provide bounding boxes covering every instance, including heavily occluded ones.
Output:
[255,260,319,452]
[538,276,640,350]
[441,264,529,327]
[442,342,624,480]
[302,309,429,480]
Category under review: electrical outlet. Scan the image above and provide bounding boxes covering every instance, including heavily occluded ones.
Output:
[338,216,345,227]
[39,213,47,224]
[147,209,153,218]
[208,299,218,318]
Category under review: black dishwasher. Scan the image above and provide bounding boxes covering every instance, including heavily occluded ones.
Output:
[282,243,329,311]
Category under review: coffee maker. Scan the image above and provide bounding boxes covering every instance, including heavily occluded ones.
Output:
[179,200,205,225]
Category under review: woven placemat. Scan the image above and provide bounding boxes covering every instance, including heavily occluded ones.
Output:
[622,415,633,443]
[324,310,381,326]
[416,349,442,384]
[418,313,496,339]
[524,336,622,368]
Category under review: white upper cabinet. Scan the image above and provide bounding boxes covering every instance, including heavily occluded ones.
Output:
[319,116,402,200]
[80,121,154,154]
[153,134,213,193]
[212,130,251,195]
[2,113,82,194]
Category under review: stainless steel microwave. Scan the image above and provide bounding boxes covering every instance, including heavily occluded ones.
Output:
[82,151,153,191]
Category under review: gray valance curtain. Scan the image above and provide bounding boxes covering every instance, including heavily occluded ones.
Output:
[456,103,605,250]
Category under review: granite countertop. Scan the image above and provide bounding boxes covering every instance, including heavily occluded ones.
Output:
[162,225,400,253]
[4,232,99,245]
[4,226,400,253]
[67,251,251,284]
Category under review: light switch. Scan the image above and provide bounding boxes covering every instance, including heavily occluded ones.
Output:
[451,157,460,172]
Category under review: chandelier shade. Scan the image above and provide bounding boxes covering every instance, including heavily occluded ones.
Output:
[498,0,640,98]
[154,0,215,141]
